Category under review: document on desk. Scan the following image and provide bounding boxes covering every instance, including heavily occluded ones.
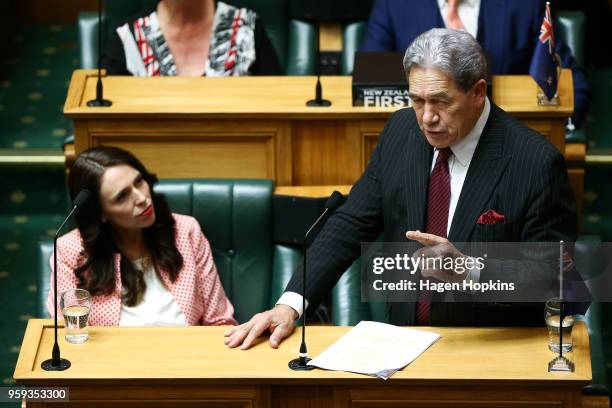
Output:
[308,321,440,379]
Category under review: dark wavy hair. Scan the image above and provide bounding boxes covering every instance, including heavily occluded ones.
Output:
[69,146,183,306]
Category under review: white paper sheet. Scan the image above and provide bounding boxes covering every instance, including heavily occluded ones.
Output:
[308,321,440,379]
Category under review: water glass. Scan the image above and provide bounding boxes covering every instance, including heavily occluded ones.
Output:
[544,298,574,353]
[61,289,91,344]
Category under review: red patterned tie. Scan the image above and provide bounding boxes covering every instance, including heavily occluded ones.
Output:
[446,0,465,30]
[416,147,452,325]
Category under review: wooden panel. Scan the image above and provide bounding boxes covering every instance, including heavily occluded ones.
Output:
[274,185,352,198]
[75,120,292,182]
[272,386,333,408]
[292,120,353,185]
[568,168,584,228]
[334,386,578,408]
[102,137,273,179]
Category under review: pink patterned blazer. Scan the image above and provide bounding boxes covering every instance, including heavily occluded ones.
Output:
[47,214,237,326]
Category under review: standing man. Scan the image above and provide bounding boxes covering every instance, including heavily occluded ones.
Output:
[225,28,576,350]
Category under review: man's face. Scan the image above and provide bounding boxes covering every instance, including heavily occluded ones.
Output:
[408,66,486,148]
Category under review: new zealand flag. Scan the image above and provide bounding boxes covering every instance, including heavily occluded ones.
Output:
[529,2,559,100]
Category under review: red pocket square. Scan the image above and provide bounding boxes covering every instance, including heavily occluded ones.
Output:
[477,210,507,225]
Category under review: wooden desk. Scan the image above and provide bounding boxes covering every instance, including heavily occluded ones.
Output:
[64,70,582,215]
[15,319,590,407]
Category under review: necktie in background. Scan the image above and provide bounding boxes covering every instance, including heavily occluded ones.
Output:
[416,147,452,325]
[446,0,465,30]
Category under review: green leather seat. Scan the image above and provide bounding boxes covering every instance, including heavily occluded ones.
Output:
[581,303,610,397]
[37,179,354,324]
[77,0,315,75]
[340,21,365,76]
[557,11,587,143]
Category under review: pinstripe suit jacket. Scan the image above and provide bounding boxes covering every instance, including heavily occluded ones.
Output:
[286,103,577,326]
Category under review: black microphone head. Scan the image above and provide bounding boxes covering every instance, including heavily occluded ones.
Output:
[325,191,344,211]
[72,189,92,209]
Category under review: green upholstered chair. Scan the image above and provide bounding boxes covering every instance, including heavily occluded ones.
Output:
[37,241,54,318]
[340,21,365,76]
[557,10,587,144]
[36,179,358,325]
[580,303,610,398]
[77,0,315,75]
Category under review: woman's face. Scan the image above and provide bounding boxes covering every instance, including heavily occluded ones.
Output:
[98,164,156,232]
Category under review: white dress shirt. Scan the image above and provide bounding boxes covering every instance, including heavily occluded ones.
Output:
[437,0,481,38]
[119,257,188,326]
[278,98,492,318]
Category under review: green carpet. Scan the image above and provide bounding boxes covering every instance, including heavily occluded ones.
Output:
[0,22,74,392]
[0,24,77,150]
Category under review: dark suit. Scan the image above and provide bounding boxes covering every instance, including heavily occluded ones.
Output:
[285,103,577,326]
[361,0,590,127]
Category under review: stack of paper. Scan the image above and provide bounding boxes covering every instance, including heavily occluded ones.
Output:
[308,321,440,379]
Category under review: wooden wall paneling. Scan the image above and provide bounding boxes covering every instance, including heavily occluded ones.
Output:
[274,121,293,186]
[291,120,351,185]
[272,386,333,408]
[333,385,579,408]
[79,120,290,180]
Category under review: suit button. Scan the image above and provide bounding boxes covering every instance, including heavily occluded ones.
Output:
[227,249,235,258]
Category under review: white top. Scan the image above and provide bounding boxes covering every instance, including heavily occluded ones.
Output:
[437,0,481,38]
[278,98,492,318]
[119,258,188,326]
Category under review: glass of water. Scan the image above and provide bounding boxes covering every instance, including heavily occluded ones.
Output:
[61,288,91,344]
[545,298,575,353]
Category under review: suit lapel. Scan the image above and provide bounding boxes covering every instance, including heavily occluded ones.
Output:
[403,127,433,236]
[477,0,505,74]
[448,104,510,242]
[414,0,445,41]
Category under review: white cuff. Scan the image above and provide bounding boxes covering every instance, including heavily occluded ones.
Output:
[276,291,309,319]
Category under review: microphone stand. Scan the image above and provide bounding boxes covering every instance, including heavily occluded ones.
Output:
[289,191,344,370]
[547,240,574,372]
[87,0,112,107]
[41,207,79,371]
[288,208,330,371]
[306,0,331,107]
[42,190,91,371]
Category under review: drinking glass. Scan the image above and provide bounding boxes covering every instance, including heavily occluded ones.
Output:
[545,298,574,353]
[61,289,91,344]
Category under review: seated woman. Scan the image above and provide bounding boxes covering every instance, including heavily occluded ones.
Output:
[103,0,282,76]
[47,146,236,326]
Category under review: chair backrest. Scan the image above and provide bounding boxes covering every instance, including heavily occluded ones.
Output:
[155,179,274,323]
[340,21,366,75]
[556,11,586,68]
[37,241,54,318]
[77,0,315,75]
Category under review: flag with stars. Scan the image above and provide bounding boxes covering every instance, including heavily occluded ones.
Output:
[529,2,559,100]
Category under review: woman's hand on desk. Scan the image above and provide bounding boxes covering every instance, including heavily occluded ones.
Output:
[223,305,297,350]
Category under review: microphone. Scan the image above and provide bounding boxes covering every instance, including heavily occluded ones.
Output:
[42,189,92,371]
[86,0,112,107]
[306,0,331,108]
[289,191,344,371]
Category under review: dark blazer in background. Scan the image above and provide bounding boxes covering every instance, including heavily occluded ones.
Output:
[361,0,590,127]
[285,103,577,326]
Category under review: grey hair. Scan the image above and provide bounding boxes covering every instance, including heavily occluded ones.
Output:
[403,28,488,91]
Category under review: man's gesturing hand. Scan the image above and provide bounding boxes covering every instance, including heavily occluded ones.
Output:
[406,230,470,283]
[224,304,297,350]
